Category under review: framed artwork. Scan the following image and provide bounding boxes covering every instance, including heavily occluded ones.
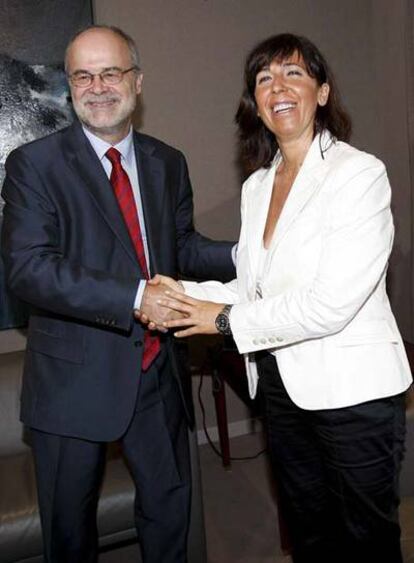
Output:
[0,0,93,329]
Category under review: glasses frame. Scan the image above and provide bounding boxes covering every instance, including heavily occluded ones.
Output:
[68,66,138,88]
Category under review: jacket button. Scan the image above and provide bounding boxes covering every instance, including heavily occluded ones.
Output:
[260,338,267,344]
[276,337,283,342]
[268,337,276,343]
[134,340,143,347]
[253,339,259,345]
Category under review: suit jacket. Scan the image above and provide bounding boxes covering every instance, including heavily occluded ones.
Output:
[184,131,413,409]
[1,120,235,440]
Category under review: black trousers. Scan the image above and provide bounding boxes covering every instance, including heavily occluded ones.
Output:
[30,352,191,563]
[257,351,406,563]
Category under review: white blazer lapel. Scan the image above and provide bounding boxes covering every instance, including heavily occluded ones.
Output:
[245,160,278,283]
[270,132,331,251]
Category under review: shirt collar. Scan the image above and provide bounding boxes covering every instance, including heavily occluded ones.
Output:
[82,125,135,166]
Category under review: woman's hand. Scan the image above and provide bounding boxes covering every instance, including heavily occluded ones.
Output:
[158,291,225,337]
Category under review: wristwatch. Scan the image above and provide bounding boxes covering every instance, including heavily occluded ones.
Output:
[215,304,233,335]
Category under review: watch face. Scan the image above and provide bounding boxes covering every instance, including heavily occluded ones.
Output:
[215,309,231,335]
[215,305,232,335]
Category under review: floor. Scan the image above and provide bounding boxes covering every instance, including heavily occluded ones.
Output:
[100,431,414,562]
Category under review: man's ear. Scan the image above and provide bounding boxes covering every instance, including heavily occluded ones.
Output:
[135,72,143,94]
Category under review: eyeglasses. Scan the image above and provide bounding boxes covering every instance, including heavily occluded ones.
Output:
[68,67,138,88]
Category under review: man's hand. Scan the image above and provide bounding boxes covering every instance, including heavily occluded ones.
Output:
[147,274,184,292]
[134,276,185,331]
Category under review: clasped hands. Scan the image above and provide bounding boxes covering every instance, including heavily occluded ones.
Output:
[134,274,223,337]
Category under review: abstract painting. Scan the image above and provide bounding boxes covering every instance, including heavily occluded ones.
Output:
[0,0,93,329]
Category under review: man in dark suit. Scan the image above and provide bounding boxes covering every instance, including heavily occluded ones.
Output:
[1,25,234,563]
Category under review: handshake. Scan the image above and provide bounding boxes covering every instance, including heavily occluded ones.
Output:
[134,274,224,338]
[134,274,185,332]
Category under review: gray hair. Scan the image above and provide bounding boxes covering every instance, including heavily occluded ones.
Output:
[64,24,141,73]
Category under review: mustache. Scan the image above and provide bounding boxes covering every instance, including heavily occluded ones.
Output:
[82,94,121,104]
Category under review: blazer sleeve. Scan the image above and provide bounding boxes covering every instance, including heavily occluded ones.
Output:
[182,178,247,302]
[174,153,236,282]
[183,278,239,304]
[1,148,137,331]
[230,155,394,354]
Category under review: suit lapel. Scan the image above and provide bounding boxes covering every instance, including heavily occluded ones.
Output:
[133,132,166,276]
[65,122,138,266]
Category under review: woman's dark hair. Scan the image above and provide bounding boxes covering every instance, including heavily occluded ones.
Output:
[235,33,352,176]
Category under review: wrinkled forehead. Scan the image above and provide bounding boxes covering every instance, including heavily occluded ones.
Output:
[66,29,132,72]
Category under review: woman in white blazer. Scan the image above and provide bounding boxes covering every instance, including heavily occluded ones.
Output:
[155,34,413,562]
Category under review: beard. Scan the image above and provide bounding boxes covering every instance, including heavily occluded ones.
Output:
[73,92,136,138]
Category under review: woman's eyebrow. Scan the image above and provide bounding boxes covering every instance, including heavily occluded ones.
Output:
[282,61,304,68]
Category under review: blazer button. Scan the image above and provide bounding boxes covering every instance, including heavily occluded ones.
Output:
[134,340,143,347]
[276,337,283,342]
[268,337,276,344]
[260,338,267,344]
[253,339,259,345]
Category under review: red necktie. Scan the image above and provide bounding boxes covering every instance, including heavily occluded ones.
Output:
[106,147,160,371]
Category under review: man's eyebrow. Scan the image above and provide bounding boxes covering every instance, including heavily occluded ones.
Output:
[101,66,123,72]
[71,66,122,74]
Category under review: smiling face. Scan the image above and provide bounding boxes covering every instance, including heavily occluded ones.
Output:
[66,28,143,144]
[254,52,329,148]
